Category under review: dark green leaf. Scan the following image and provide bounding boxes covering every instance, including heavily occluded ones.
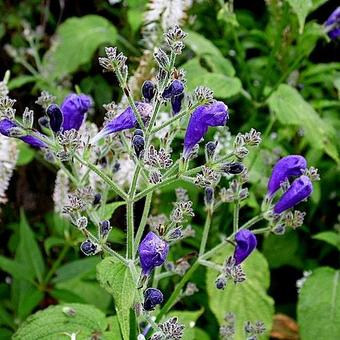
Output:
[98,201,125,220]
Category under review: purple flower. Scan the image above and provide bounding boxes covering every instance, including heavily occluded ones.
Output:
[46,104,63,132]
[274,175,313,214]
[267,155,307,197]
[61,93,92,131]
[142,80,156,102]
[138,231,169,275]
[0,118,47,148]
[325,7,340,40]
[143,288,164,311]
[171,93,184,115]
[91,102,152,143]
[162,80,184,99]
[183,101,228,158]
[233,229,257,265]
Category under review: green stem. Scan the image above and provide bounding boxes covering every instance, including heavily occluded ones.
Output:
[252,226,271,234]
[199,210,213,256]
[233,199,240,234]
[44,244,70,284]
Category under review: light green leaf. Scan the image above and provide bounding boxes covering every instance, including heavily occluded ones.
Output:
[185,31,223,57]
[166,309,204,340]
[16,141,36,166]
[313,231,340,251]
[298,267,340,339]
[43,15,117,79]
[18,211,45,283]
[206,246,274,339]
[286,0,313,33]
[98,201,125,220]
[97,257,137,340]
[268,84,339,163]
[0,256,34,283]
[13,303,108,340]
[44,237,65,255]
[8,75,36,90]
[203,54,235,77]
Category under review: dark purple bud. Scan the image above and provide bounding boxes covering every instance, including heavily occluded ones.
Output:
[46,104,63,132]
[204,187,214,206]
[215,276,227,290]
[143,288,164,311]
[273,175,313,214]
[38,116,49,129]
[92,102,152,143]
[138,231,169,275]
[162,80,184,99]
[80,239,97,256]
[233,229,257,265]
[61,93,92,131]
[0,118,47,148]
[171,93,184,115]
[132,134,145,158]
[267,155,307,197]
[183,101,228,158]
[100,220,111,237]
[93,193,101,205]
[142,80,155,102]
[324,7,340,40]
[134,128,144,137]
[222,162,244,175]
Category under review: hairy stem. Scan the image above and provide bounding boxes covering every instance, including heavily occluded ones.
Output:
[199,210,213,256]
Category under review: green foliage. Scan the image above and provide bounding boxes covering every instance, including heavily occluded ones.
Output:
[98,201,126,220]
[13,303,108,339]
[313,231,340,251]
[97,258,137,340]
[16,142,36,166]
[298,267,340,339]
[206,246,274,339]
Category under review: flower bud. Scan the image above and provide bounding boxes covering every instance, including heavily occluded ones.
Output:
[171,93,184,115]
[133,134,145,158]
[22,108,34,129]
[233,229,257,265]
[221,162,244,175]
[46,104,63,132]
[80,239,97,256]
[162,80,184,99]
[205,141,217,161]
[76,216,88,230]
[138,231,169,275]
[143,288,164,311]
[100,220,112,238]
[142,80,155,102]
[272,224,286,235]
[38,116,49,129]
[267,155,307,197]
[204,187,214,207]
[273,175,313,214]
[215,276,227,290]
[93,193,101,205]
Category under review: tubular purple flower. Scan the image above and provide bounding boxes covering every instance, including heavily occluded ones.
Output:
[171,93,184,115]
[274,175,313,214]
[267,155,307,197]
[183,101,228,158]
[0,118,47,148]
[324,7,340,40]
[91,102,152,143]
[138,231,169,275]
[61,93,92,131]
[162,80,184,99]
[233,229,257,265]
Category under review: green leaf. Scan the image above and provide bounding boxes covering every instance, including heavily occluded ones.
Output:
[18,211,45,283]
[98,201,125,220]
[13,303,108,340]
[203,54,235,77]
[0,256,34,282]
[43,15,117,79]
[262,231,303,269]
[8,75,36,90]
[97,258,137,340]
[44,237,65,255]
[286,0,313,33]
[206,246,274,339]
[298,267,340,339]
[16,141,36,166]
[166,309,204,340]
[185,31,223,57]
[268,84,339,163]
[313,231,340,251]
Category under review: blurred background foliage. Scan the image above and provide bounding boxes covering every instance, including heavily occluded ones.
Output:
[0,0,339,339]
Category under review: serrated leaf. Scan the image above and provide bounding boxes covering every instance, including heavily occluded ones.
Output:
[298,267,340,339]
[13,303,108,340]
[206,246,274,339]
[98,201,125,220]
[43,15,117,79]
[18,211,45,283]
[97,257,137,340]
[313,231,340,251]
[268,84,339,163]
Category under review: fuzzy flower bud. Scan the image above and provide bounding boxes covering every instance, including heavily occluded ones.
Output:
[234,229,257,265]
[267,155,307,197]
[171,93,184,115]
[221,162,244,175]
[133,134,145,159]
[46,104,63,132]
[138,231,169,275]
[80,239,98,256]
[143,288,164,311]
[162,80,184,100]
[273,175,313,214]
[142,80,155,102]
[183,101,228,158]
